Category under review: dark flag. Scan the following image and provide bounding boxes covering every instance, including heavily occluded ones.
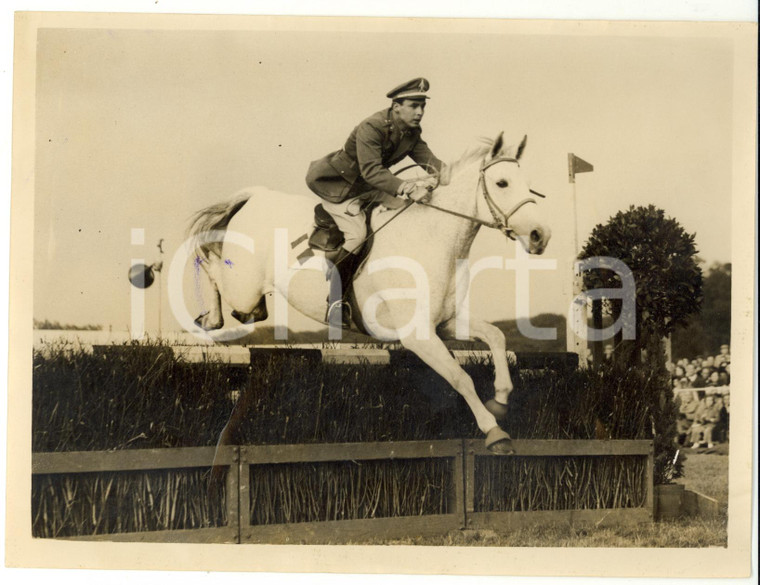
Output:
[568,153,594,183]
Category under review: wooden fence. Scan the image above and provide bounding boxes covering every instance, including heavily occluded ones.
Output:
[32,439,652,544]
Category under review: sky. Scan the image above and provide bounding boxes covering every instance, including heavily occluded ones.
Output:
[30,19,738,334]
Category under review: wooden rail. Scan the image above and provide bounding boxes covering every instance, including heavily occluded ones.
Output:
[32,439,653,544]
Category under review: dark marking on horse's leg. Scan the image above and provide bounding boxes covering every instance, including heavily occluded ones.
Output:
[208,381,257,499]
[231,294,268,324]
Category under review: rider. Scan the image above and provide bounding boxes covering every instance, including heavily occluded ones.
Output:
[306,77,446,326]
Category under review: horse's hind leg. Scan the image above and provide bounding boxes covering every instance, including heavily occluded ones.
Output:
[400,331,514,454]
[193,254,224,330]
[439,318,515,420]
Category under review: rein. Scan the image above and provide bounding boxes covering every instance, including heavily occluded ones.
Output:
[394,158,546,240]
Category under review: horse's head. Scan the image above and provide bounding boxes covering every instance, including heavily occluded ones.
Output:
[479,133,551,255]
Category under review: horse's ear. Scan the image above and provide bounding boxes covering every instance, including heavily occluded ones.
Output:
[515,135,527,160]
[489,132,504,159]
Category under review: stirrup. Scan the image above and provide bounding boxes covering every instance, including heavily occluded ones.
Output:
[326,299,352,328]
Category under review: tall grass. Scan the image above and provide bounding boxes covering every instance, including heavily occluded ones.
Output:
[250,459,451,525]
[475,456,647,512]
[32,468,226,537]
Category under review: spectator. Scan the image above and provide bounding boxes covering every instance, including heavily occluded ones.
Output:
[689,394,722,448]
[678,389,700,423]
[684,364,705,388]
[706,370,721,387]
[603,344,614,362]
[700,367,714,383]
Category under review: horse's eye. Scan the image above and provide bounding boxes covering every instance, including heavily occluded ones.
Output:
[496,179,509,188]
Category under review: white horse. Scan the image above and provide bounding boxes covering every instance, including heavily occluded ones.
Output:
[189,133,551,457]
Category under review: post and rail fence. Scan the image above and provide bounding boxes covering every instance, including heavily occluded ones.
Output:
[32,438,653,544]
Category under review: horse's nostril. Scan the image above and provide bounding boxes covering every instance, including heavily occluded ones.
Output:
[530,229,542,243]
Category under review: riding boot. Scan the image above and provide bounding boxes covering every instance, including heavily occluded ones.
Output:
[326,248,358,328]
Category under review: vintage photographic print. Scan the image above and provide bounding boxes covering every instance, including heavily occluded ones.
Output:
[5,8,757,580]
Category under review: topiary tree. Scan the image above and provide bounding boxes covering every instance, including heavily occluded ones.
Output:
[579,205,703,483]
[580,205,703,362]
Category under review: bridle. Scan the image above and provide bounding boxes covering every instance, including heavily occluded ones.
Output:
[394,158,546,240]
[476,156,542,240]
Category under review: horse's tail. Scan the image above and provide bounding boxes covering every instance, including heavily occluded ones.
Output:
[187,190,252,261]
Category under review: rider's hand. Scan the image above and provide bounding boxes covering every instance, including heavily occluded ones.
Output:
[379,194,408,210]
[409,185,431,203]
[397,181,416,197]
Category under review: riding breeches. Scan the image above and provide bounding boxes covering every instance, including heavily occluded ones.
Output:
[320,196,373,253]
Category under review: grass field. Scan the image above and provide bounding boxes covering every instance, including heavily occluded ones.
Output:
[354,452,730,547]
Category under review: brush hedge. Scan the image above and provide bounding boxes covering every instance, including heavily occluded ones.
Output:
[33,343,659,451]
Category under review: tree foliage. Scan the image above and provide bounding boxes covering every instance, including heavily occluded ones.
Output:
[33,319,103,331]
[579,205,703,343]
[671,262,730,359]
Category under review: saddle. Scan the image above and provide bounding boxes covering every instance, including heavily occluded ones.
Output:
[307,203,377,261]
[308,204,346,252]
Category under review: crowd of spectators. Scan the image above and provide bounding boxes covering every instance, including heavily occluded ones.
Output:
[668,344,731,449]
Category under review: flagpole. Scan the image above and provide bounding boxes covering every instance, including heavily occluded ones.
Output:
[156,239,164,340]
[567,153,593,368]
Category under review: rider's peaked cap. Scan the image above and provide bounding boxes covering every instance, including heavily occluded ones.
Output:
[386,77,431,100]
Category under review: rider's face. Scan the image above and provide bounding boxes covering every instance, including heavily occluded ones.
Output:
[393,99,427,128]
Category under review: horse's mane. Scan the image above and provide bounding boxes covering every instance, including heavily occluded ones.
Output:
[445,137,494,180]
[187,189,253,259]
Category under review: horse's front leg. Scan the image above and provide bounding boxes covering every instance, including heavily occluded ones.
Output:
[400,330,514,454]
[439,318,515,420]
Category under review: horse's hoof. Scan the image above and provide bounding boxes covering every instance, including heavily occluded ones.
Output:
[485,427,515,455]
[194,312,223,331]
[485,399,509,421]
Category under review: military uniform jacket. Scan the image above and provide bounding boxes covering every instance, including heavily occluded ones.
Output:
[306,108,443,204]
